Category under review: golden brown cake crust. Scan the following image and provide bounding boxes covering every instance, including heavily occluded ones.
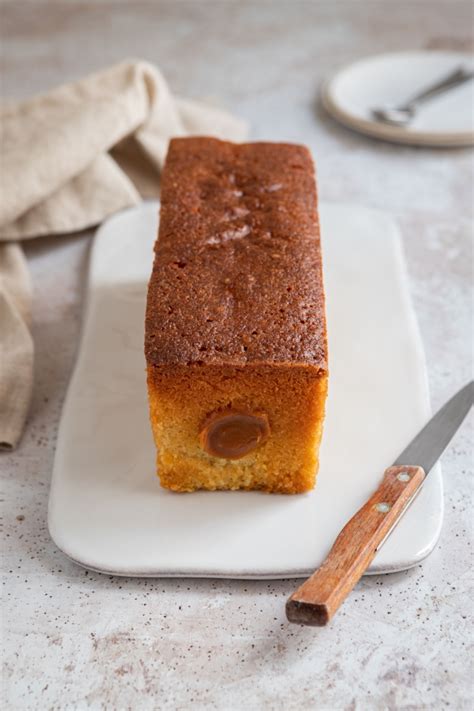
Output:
[145,137,327,371]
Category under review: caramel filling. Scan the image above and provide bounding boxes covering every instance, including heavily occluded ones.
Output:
[200,410,270,460]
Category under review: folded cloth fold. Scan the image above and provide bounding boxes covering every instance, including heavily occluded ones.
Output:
[0,59,248,449]
[0,244,33,450]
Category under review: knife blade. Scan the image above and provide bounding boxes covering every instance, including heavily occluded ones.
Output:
[393,379,474,473]
[286,381,473,627]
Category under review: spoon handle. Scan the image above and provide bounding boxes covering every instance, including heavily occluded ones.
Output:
[401,65,473,110]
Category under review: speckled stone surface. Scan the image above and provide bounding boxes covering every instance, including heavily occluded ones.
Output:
[1,2,473,709]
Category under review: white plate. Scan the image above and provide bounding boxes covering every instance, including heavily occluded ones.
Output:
[48,201,443,579]
[322,51,474,146]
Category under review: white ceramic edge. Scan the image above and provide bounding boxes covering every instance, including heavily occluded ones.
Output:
[47,210,129,560]
[321,50,474,147]
[54,554,434,580]
[366,213,444,574]
[48,202,444,579]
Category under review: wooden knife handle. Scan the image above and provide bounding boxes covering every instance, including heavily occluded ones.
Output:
[286,465,426,626]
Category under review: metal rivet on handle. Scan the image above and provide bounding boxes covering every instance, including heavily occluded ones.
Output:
[375,502,391,513]
[397,471,411,482]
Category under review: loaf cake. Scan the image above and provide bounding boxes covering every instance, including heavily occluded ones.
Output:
[145,137,328,493]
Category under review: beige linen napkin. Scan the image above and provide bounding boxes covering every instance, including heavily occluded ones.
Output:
[0,59,247,449]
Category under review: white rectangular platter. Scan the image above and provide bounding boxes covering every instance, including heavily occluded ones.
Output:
[48,201,443,578]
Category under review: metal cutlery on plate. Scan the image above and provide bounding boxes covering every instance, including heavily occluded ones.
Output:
[372,66,474,126]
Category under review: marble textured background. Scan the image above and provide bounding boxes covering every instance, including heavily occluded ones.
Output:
[1,1,473,709]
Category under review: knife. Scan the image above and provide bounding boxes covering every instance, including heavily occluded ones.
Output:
[286,380,473,627]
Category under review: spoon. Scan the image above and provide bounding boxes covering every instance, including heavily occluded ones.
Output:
[372,65,474,126]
